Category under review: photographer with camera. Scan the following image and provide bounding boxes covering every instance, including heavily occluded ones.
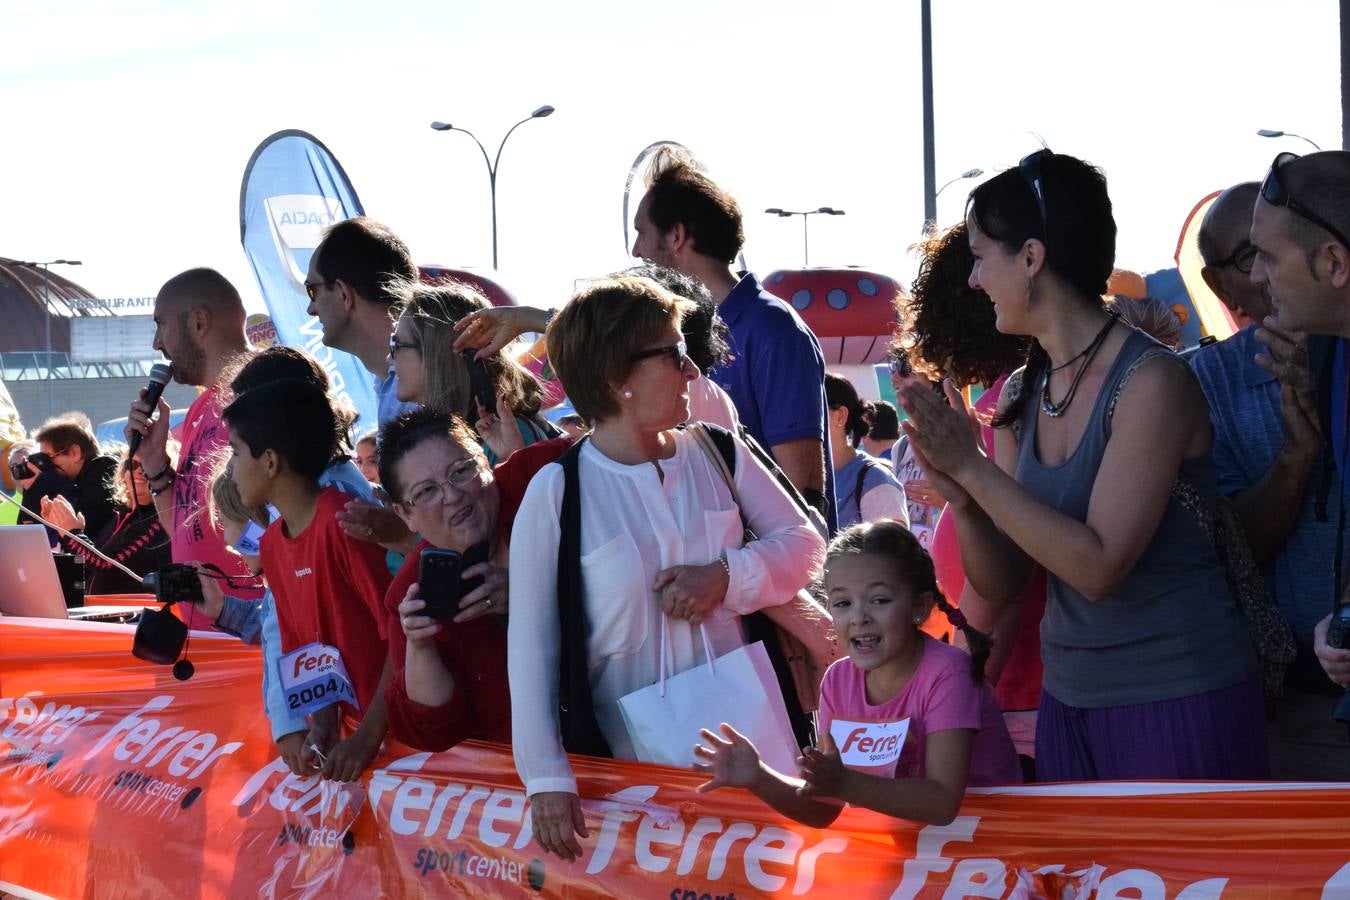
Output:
[8,440,77,542]
[35,416,119,541]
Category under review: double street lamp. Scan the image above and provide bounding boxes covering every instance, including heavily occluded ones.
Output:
[764,207,845,266]
[430,105,556,270]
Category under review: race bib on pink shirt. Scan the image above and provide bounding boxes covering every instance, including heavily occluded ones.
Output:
[830,717,910,778]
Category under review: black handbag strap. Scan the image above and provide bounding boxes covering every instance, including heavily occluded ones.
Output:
[556,436,613,758]
[694,421,815,748]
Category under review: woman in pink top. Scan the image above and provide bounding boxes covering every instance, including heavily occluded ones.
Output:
[694,521,1019,828]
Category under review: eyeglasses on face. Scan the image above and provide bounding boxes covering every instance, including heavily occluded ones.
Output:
[628,339,689,367]
[389,333,421,355]
[403,459,481,509]
[1018,149,1051,243]
[1212,240,1258,275]
[889,352,914,378]
[1261,152,1350,251]
[304,280,332,302]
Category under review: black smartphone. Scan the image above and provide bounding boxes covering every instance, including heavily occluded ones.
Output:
[459,540,489,599]
[417,547,463,619]
[461,350,498,417]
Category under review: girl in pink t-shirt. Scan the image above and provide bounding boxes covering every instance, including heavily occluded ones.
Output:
[694,521,1019,827]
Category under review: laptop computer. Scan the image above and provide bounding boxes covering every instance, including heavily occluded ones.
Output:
[0,525,143,622]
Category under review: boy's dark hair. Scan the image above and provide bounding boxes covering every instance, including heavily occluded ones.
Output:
[623,263,731,372]
[377,407,483,504]
[643,147,745,264]
[222,379,338,481]
[313,216,417,305]
[226,345,357,452]
[826,520,992,682]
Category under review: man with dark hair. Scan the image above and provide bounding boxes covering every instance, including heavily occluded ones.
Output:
[306,216,420,426]
[632,148,835,529]
[125,266,259,626]
[1249,150,1350,719]
[35,415,118,539]
[1193,180,1345,779]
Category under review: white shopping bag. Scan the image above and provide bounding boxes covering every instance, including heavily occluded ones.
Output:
[618,618,800,775]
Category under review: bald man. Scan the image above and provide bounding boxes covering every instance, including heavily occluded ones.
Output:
[1248,151,1350,763]
[1192,181,1346,778]
[125,268,259,625]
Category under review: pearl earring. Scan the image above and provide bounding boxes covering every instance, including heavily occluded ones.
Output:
[623,390,633,399]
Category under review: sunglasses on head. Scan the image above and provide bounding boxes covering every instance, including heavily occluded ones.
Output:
[1018,149,1051,242]
[1261,152,1350,250]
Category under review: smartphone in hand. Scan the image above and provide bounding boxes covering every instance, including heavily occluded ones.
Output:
[417,548,463,618]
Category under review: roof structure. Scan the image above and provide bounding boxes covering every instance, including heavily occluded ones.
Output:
[0,258,103,353]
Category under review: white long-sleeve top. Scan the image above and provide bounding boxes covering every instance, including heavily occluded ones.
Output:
[508,427,825,797]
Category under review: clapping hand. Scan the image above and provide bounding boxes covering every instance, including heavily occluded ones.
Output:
[693,723,764,792]
[797,732,849,800]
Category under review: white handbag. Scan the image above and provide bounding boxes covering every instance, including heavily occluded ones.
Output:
[617,616,800,774]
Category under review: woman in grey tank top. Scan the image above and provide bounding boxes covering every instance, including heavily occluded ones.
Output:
[896,151,1266,782]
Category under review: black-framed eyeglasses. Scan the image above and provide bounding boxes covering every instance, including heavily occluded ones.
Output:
[403,459,482,508]
[629,340,689,367]
[1261,152,1350,251]
[1019,149,1050,242]
[1212,240,1258,275]
[389,333,421,355]
[304,280,332,301]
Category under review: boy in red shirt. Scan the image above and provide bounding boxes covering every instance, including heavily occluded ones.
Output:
[223,378,393,781]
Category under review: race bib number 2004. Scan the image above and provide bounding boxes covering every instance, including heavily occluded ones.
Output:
[277,642,359,718]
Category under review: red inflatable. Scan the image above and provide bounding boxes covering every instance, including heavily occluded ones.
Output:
[418,266,520,308]
[762,268,901,365]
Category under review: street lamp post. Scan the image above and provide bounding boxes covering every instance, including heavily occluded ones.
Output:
[926,168,984,233]
[14,259,82,419]
[764,207,845,266]
[1257,128,1323,151]
[430,105,555,270]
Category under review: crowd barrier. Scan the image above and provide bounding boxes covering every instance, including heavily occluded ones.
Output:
[2,617,1348,899]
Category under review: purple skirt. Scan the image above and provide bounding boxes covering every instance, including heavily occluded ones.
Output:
[1036,676,1270,781]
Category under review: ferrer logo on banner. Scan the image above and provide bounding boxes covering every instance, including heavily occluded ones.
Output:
[240,130,377,430]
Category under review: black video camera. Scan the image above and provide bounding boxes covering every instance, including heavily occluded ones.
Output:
[141,563,204,606]
[132,565,203,672]
[1327,606,1350,724]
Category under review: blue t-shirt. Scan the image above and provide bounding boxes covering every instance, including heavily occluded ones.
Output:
[1191,324,1342,646]
[708,272,837,532]
[835,451,906,530]
[377,366,420,427]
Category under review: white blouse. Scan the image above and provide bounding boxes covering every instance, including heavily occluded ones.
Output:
[508,427,825,797]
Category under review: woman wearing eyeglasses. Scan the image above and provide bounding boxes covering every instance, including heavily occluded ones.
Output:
[388,280,559,464]
[378,407,571,751]
[508,276,824,862]
[897,151,1265,781]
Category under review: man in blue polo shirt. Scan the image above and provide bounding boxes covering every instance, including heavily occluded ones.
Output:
[1211,161,1350,775]
[632,147,835,531]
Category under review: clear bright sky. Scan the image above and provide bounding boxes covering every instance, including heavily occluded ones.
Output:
[1,0,1342,316]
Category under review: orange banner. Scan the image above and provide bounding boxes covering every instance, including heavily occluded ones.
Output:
[2,618,1348,899]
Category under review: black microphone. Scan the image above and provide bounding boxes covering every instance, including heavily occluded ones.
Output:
[127,363,174,456]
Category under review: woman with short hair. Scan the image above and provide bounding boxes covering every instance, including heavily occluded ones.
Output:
[508,275,823,862]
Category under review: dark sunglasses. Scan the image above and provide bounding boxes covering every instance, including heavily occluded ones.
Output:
[629,340,689,367]
[1019,149,1050,241]
[389,333,421,355]
[1212,240,1258,275]
[304,280,332,301]
[1261,152,1350,251]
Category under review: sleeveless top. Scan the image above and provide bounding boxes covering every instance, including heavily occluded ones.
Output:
[1013,329,1256,708]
